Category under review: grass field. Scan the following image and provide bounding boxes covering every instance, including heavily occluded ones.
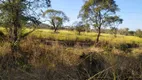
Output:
[1,27,142,44]
[31,29,142,44]
[1,28,142,80]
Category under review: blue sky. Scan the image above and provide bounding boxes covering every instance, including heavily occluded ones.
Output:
[49,0,142,30]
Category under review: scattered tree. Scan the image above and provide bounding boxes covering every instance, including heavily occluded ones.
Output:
[0,0,51,52]
[118,28,129,35]
[75,21,86,35]
[79,0,119,43]
[43,9,69,33]
[0,0,50,52]
[128,31,135,36]
[135,29,142,37]
[105,16,123,37]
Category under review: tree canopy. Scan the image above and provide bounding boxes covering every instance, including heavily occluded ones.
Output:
[43,9,69,32]
[0,0,51,52]
[79,0,120,43]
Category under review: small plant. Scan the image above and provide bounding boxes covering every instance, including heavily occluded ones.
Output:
[115,43,132,52]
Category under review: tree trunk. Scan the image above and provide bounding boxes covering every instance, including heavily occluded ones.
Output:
[11,4,21,53]
[11,26,18,53]
[114,29,117,37]
[78,31,81,35]
[11,21,21,53]
[96,11,102,43]
[54,27,58,33]
[96,27,101,43]
[51,19,57,33]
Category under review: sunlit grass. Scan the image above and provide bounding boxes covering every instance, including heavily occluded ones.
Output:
[1,27,142,44]
[31,29,142,44]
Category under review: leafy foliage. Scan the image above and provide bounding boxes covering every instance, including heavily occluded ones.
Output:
[105,16,123,37]
[74,21,85,35]
[78,0,120,43]
[0,0,51,52]
[43,9,69,32]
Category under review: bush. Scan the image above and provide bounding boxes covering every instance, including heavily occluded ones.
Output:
[114,42,138,52]
[76,26,85,35]
[135,29,142,37]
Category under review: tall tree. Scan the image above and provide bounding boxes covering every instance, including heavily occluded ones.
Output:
[0,0,51,52]
[105,16,123,37]
[79,0,119,43]
[43,9,69,33]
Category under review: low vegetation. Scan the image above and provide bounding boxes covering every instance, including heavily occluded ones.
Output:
[0,28,142,79]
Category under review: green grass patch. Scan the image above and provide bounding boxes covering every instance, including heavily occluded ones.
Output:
[31,29,142,44]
